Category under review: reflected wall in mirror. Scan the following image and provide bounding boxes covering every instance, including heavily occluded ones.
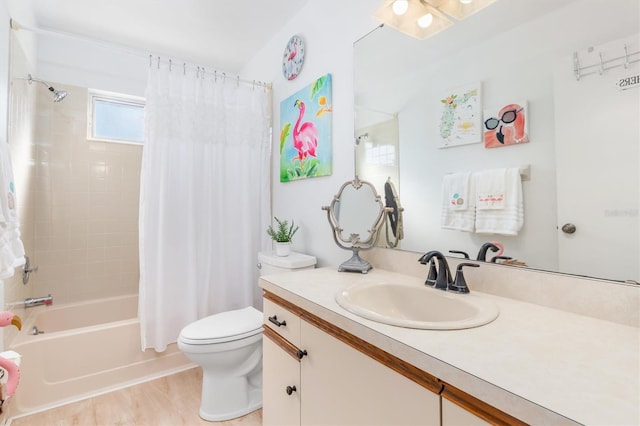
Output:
[322,177,389,273]
[355,0,639,283]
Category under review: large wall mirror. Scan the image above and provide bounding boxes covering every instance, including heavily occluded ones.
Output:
[355,0,639,283]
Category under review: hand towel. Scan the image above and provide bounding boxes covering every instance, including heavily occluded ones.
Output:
[476,168,506,210]
[441,172,475,232]
[442,172,471,211]
[0,141,25,278]
[474,167,524,235]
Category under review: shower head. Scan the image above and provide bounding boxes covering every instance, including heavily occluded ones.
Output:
[27,74,68,102]
[53,89,68,102]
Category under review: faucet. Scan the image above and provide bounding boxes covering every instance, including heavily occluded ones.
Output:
[418,251,453,291]
[419,251,480,293]
[476,242,500,261]
[24,294,53,308]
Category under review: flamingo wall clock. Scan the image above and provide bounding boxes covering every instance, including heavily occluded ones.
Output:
[279,74,333,182]
[282,35,305,81]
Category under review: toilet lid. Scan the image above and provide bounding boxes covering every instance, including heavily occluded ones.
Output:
[179,306,263,345]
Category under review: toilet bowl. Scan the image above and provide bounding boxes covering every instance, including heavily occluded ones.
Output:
[178,251,316,421]
[178,306,263,421]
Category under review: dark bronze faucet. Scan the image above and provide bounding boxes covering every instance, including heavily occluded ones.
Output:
[419,251,480,293]
[476,242,500,261]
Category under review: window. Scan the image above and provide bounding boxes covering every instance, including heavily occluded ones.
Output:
[87,89,145,144]
[364,142,396,166]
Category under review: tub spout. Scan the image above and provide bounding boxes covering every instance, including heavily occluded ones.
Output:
[24,294,53,308]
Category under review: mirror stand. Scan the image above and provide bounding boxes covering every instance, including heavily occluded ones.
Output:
[322,177,391,274]
[338,247,373,273]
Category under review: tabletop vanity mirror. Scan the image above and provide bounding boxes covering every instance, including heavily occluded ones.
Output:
[355,0,639,283]
[322,177,391,273]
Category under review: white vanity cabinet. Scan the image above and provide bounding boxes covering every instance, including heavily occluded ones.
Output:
[263,290,529,426]
[442,398,491,426]
[262,293,441,426]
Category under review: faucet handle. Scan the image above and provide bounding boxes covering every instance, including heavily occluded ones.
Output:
[448,250,470,259]
[490,255,513,263]
[449,263,480,293]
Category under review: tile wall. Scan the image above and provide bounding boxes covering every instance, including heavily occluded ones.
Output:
[4,40,37,347]
[30,83,142,304]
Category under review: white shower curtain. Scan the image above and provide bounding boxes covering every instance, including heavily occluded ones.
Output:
[139,63,271,352]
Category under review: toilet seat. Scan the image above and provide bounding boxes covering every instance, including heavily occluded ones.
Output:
[179,306,262,345]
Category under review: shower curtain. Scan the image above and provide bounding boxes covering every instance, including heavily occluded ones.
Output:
[139,63,271,352]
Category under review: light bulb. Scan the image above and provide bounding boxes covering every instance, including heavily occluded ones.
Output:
[392,0,409,15]
[417,12,433,28]
[459,0,473,4]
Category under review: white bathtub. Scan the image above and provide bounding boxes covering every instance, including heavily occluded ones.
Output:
[9,294,193,417]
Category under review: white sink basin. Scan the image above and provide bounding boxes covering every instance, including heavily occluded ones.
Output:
[336,282,499,330]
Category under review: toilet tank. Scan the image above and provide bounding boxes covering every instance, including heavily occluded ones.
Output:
[258,251,316,276]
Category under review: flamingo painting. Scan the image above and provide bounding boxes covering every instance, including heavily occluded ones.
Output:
[0,311,21,401]
[293,99,318,163]
[279,74,333,182]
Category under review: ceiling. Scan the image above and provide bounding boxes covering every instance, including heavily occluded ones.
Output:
[14,0,310,73]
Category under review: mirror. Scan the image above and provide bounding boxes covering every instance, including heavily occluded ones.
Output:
[355,0,639,283]
[322,177,390,273]
[383,179,404,248]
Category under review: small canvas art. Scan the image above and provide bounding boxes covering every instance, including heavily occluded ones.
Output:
[438,83,482,148]
[279,74,333,182]
[483,101,529,148]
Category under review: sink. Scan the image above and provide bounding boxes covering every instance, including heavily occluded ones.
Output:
[336,282,499,330]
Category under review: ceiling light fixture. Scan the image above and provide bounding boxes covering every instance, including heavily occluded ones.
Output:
[417,12,434,28]
[392,0,409,15]
[374,0,497,40]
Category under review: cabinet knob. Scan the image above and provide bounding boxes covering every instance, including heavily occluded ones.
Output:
[268,315,287,327]
[296,349,308,359]
[286,385,297,395]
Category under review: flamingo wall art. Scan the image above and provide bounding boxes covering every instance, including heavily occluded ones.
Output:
[279,74,333,182]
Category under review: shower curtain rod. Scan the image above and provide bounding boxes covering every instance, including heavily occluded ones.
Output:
[9,19,271,90]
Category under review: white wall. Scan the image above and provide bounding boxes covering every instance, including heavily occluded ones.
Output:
[241,0,379,267]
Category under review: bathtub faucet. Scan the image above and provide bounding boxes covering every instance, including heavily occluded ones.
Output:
[24,294,53,308]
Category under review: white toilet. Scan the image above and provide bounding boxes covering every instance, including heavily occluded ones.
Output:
[177,250,316,421]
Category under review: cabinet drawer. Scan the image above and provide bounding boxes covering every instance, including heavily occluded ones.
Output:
[263,336,300,426]
[263,297,301,347]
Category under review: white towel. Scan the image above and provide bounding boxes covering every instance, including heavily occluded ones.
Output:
[476,168,506,210]
[0,141,25,279]
[441,172,475,232]
[474,167,524,235]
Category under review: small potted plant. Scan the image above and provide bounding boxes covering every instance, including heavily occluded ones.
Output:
[267,217,299,257]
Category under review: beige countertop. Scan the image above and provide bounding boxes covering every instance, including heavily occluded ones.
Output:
[259,267,640,426]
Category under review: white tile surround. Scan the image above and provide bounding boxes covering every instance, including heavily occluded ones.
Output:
[366,248,639,328]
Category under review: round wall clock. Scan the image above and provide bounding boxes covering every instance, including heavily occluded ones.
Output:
[282,35,305,81]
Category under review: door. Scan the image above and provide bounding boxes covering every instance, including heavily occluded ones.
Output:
[554,35,639,282]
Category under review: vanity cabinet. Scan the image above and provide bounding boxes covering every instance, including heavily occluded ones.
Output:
[263,291,526,426]
[263,293,440,426]
[442,398,491,426]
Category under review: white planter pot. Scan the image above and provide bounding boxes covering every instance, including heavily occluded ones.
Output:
[275,242,291,257]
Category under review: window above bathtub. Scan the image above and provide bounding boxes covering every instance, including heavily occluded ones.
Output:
[87,89,145,145]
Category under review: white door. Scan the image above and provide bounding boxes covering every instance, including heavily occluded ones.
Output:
[553,35,639,282]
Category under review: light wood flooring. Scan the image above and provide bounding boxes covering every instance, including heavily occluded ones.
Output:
[10,367,262,426]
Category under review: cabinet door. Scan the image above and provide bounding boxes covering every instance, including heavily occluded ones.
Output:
[300,320,440,426]
[442,398,490,426]
[263,335,300,426]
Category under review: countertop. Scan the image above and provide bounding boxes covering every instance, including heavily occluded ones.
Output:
[259,267,640,426]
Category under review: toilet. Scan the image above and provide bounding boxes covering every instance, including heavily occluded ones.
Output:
[177,250,316,421]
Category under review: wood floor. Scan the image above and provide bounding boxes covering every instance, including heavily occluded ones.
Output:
[10,367,262,426]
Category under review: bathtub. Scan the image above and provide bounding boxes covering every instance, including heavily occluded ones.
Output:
[8,294,193,418]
